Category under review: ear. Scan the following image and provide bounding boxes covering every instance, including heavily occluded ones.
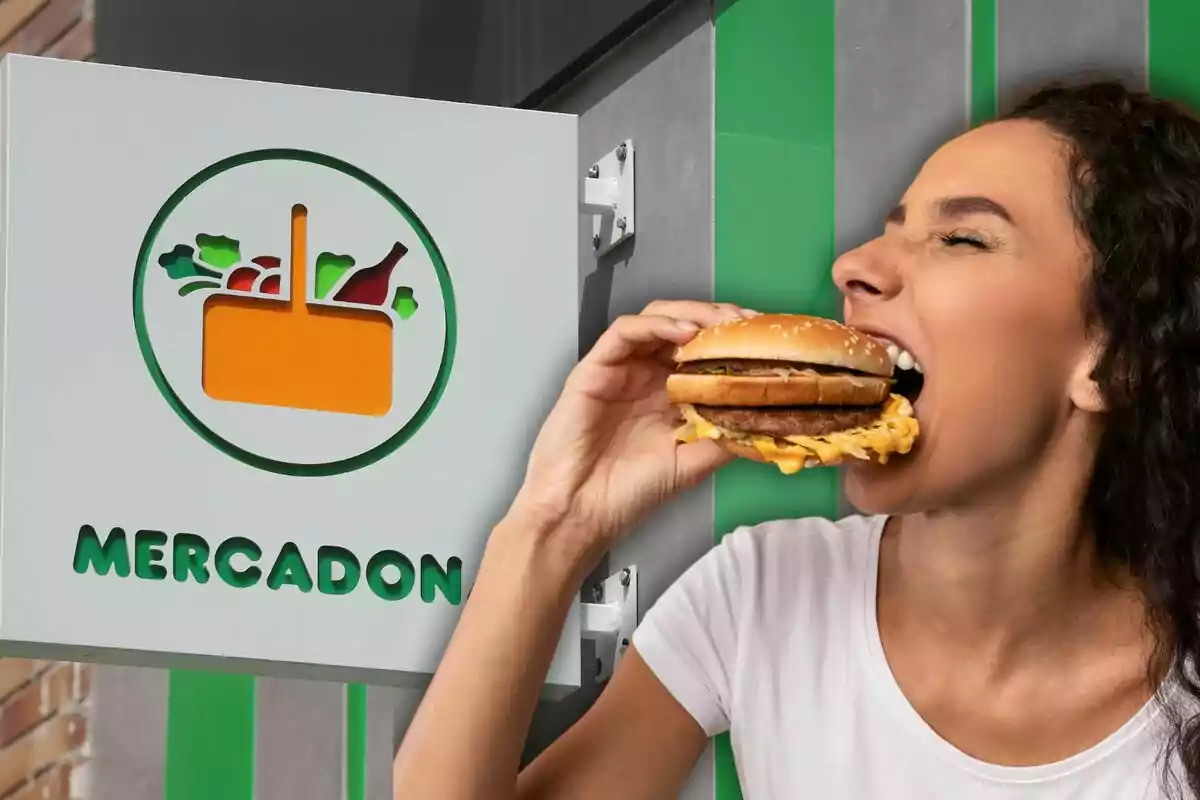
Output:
[1068,340,1106,413]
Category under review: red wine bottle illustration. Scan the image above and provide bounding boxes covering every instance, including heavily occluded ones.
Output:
[333,242,408,305]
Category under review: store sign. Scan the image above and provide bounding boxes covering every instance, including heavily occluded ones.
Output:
[0,55,582,689]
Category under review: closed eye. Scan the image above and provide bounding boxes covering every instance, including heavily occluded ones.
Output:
[937,232,990,250]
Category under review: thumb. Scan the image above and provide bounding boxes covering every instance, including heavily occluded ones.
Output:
[674,439,735,489]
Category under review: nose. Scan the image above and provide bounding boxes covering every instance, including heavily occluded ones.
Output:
[832,237,904,305]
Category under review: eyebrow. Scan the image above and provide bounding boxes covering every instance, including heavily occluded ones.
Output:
[885,196,1015,226]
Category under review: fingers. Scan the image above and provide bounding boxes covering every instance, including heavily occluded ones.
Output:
[581,314,703,368]
[641,300,758,329]
[573,299,753,376]
[674,439,735,489]
[581,301,758,368]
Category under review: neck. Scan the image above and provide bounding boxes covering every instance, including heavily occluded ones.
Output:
[881,417,1146,669]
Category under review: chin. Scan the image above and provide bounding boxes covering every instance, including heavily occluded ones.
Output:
[842,451,928,515]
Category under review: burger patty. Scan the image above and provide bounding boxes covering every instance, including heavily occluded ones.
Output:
[694,405,882,438]
[678,359,872,377]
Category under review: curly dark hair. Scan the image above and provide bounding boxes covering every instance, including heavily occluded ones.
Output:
[999,81,1200,797]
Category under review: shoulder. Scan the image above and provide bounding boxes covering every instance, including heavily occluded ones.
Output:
[717,513,883,587]
[639,512,883,634]
[631,513,883,736]
[724,512,883,556]
[716,513,883,618]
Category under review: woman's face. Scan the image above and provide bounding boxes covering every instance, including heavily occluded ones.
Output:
[836,119,1101,514]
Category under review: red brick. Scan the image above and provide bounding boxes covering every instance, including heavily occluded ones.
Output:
[0,0,80,56]
[0,682,42,747]
[9,763,69,800]
[0,0,46,44]
[42,15,88,59]
[0,713,84,796]
[0,665,83,748]
[0,662,38,704]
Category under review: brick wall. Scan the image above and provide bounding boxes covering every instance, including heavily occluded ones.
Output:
[0,0,93,60]
[0,3,97,798]
[0,662,90,800]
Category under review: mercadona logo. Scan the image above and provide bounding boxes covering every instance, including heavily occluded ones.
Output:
[133,150,456,476]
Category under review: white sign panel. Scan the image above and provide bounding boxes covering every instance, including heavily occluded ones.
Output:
[0,55,582,689]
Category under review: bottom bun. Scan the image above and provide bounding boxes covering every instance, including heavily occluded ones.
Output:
[674,394,919,475]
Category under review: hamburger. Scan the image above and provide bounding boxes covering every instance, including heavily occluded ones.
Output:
[668,313,919,474]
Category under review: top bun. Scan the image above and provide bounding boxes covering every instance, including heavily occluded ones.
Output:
[673,313,892,377]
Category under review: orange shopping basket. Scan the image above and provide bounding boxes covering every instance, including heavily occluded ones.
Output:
[202,205,393,417]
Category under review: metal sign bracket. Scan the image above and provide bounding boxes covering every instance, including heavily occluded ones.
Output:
[580,564,639,684]
[580,140,635,256]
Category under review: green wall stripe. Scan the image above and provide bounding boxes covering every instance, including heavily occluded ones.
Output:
[1149,0,1200,109]
[346,683,368,800]
[714,0,838,796]
[970,0,998,124]
[165,670,255,800]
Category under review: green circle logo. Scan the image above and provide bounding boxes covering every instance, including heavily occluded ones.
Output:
[133,149,457,477]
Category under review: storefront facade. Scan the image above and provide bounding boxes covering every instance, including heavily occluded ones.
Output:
[1,1,1196,798]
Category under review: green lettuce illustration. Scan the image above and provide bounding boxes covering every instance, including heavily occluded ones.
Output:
[196,234,241,270]
[391,287,418,319]
[316,253,356,299]
[159,244,220,280]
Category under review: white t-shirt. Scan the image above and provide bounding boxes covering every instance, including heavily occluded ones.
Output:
[632,514,1171,799]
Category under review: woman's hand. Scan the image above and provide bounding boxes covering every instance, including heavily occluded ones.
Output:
[395,300,753,800]
[510,299,757,556]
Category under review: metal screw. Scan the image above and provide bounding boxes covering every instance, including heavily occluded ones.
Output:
[620,637,630,650]
[590,583,604,602]
[616,143,628,162]
[588,164,600,178]
[592,234,602,250]
[616,217,627,232]
[619,568,631,586]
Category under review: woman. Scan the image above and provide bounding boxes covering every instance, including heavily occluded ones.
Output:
[393,80,1200,798]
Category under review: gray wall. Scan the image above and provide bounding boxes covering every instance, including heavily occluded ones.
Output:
[87,666,167,800]
[523,2,717,795]
[996,0,1147,110]
[835,0,969,257]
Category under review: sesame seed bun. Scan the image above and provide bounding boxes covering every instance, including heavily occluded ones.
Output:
[672,313,892,377]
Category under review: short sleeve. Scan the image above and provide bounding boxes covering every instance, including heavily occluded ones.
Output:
[631,527,753,737]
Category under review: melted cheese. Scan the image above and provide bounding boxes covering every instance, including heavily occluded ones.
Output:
[675,394,919,475]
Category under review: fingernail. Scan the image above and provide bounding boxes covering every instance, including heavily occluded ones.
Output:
[675,320,700,332]
[740,308,761,317]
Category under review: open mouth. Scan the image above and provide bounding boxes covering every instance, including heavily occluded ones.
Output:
[894,365,924,404]
[879,340,925,405]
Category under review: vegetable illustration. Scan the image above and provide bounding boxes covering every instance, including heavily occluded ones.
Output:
[159,244,220,280]
[391,287,418,319]
[193,205,400,416]
[196,234,241,269]
[258,273,281,295]
[226,266,259,292]
[316,253,355,299]
[156,232,419,317]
